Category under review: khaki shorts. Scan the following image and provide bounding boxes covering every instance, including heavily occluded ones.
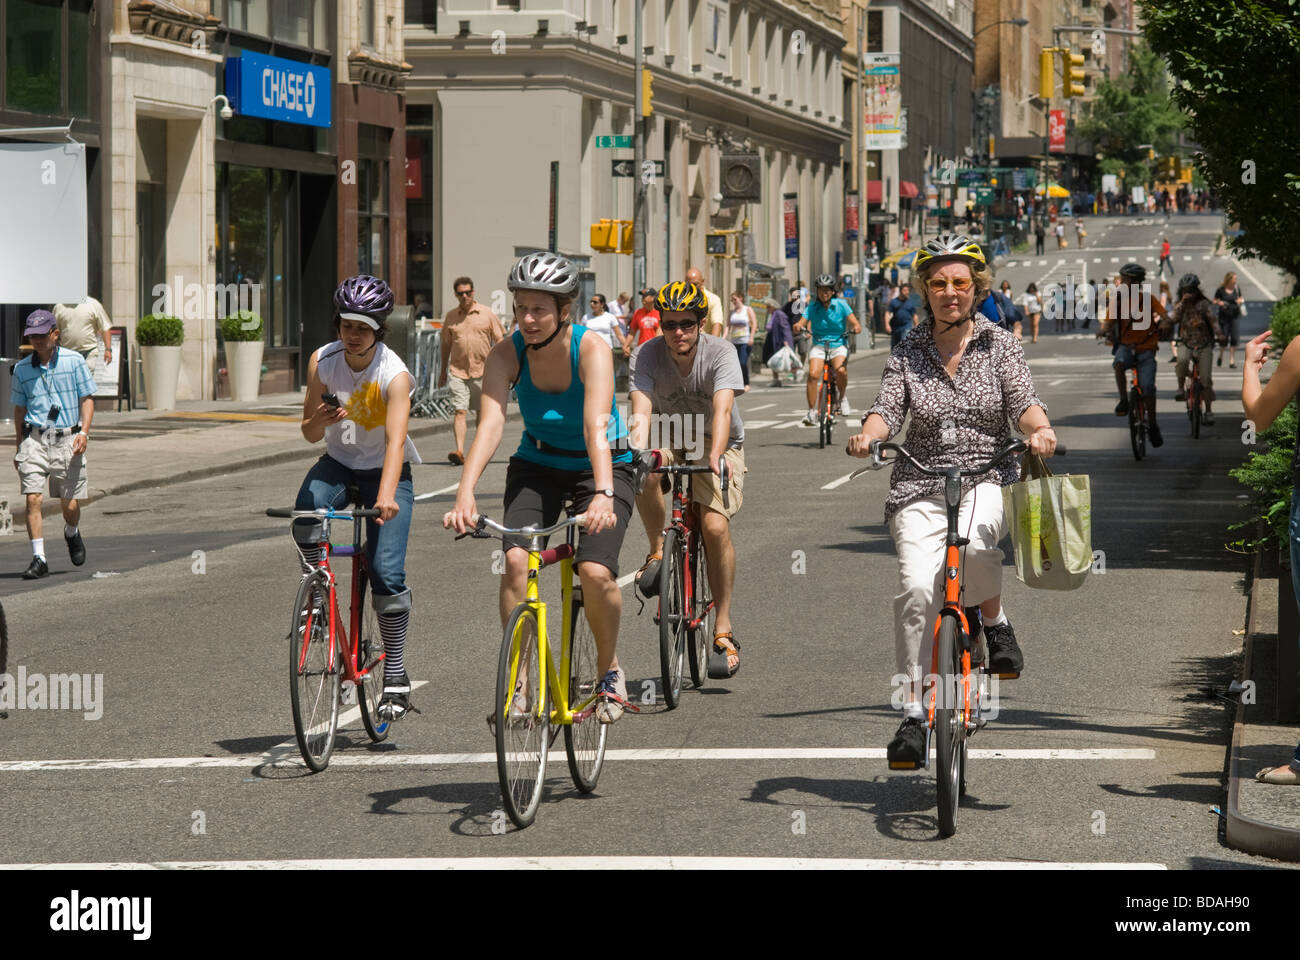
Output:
[657,446,745,519]
[448,374,482,413]
[14,433,88,500]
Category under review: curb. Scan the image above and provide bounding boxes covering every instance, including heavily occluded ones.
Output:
[1224,543,1300,861]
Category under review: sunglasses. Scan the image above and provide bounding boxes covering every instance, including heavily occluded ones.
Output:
[926,277,975,293]
[455,289,473,296]
[661,319,699,332]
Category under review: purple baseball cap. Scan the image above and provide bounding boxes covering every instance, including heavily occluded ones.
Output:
[23,310,56,336]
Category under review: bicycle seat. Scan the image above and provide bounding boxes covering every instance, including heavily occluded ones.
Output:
[347,484,363,508]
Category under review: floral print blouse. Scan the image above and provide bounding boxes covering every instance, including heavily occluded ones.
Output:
[865,314,1046,522]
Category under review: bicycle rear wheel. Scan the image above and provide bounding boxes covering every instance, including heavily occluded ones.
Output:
[1128,387,1145,461]
[564,595,608,792]
[1189,383,1201,438]
[289,578,340,772]
[687,532,713,689]
[495,604,549,828]
[355,566,390,743]
[658,529,687,709]
[817,380,828,448]
[934,615,964,838]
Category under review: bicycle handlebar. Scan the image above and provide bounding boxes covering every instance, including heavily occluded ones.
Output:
[864,437,1068,478]
[457,512,589,541]
[266,506,382,520]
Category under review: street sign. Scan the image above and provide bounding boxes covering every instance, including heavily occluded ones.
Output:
[596,135,633,148]
[612,159,664,177]
[975,187,994,205]
[866,212,897,224]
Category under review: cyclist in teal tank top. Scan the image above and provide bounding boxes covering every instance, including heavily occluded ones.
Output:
[444,252,638,723]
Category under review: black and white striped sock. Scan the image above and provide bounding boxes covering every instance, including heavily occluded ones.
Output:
[379,610,409,682]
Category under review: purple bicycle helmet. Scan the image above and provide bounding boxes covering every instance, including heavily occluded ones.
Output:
[334,274,394,329]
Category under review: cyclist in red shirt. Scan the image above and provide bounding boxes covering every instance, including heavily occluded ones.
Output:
[622,288,661,358]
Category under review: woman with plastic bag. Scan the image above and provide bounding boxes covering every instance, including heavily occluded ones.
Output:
[761,297,796,386]
[845,234,1060,769]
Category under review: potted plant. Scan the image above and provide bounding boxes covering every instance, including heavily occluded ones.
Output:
[221,310,265,401]
[136,314,184,411]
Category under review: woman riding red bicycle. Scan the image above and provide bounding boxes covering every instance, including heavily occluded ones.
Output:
[846,234,1059,768]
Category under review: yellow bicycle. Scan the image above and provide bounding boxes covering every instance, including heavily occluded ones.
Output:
[458,510,608,829]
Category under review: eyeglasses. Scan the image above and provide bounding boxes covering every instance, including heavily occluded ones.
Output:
[455,289,473,296]
[926,277,975,293]
[661,319,699,332]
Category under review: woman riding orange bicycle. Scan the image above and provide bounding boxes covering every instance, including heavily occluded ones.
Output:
[847,234,1059,768]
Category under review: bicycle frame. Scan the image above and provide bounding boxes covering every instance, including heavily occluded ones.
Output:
[297,513,382,690]
[664,476,712,635]
[924,470,980,739]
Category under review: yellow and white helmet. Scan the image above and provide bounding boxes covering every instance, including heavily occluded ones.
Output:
[912,234,986,272]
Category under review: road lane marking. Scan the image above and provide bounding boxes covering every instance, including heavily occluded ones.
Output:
[4,857,1167,870]
[0,747,1157,771]
[414,483,461,501]
[1230,259,1282,302]
[745,420,780,430]
[772,419,805,429]
[1048,378,1066,387]
[746,403,776,412]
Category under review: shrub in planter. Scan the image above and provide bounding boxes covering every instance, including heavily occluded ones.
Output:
[220,310,264,342]
[136,314,184,347]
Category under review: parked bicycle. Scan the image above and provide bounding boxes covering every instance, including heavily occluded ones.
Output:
[267,488,390,772]
[647,458,730,708]
[456,508,612,829]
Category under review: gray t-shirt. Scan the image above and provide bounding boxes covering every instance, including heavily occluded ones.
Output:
[630,333,745,448]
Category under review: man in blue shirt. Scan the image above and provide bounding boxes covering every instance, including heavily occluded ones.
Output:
[11,310,97,579]
[796,274,860,425]
[885,282,920,348]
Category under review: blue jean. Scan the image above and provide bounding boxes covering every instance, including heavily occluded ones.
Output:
[294,455,414,606]
[733,342,751,386]
[1287,490,1300,767]
[1113,345,1157,397]
[890,322,913,349]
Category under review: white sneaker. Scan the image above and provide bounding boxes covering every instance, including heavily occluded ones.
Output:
[801,410,817,426]
[840,400,853,416]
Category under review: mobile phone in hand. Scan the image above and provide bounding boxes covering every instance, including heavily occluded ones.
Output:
[322,392,341,409]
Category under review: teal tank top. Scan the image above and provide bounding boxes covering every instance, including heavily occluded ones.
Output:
[512,325,631,471]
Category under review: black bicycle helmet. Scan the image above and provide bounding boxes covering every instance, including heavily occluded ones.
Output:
[1119,262,1146,282]
[1177,272,1202,295]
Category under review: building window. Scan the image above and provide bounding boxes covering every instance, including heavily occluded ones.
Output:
[495,0,520,9]
[867,10,882,52]
[271,0,311,46]
[226,0,270,36]
[360,0,375,48]
[405,0,437,27]
[357,123,389,279]
[223,0,329,50]
[405,105,434,311]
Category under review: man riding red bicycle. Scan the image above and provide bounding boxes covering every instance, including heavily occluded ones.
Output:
[1100,262,1169,447]
[630,281,746,679]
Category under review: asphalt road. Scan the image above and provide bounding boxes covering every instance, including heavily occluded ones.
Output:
[0,214,1295,869]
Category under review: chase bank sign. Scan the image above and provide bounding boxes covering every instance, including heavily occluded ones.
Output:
[224,51,331,128]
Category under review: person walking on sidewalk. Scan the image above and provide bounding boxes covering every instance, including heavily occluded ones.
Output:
[440,276,505,466]
[54,296,112,374]
[685,265,725,338]
[1241,327,1300,784]
[297,275,422,721]
[727,290,757,390]
[10,310,96,580]
[1213,271,1245,369]
[1034,220,1045,255]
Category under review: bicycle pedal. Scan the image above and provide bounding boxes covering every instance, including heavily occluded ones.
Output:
[994,671,1020,680]
[888,760,921,771]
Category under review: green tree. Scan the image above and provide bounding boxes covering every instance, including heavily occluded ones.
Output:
[1142,0,1300,287]
[1076,44,1185,186]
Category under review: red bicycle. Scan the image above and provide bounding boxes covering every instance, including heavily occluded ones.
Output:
[648,458,730,709]
[267,487,390,771]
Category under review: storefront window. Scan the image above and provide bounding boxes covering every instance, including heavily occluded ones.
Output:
[68,0,90,117]
[405,105,434,309]
[357,124,389,281]
[6,0,61,114]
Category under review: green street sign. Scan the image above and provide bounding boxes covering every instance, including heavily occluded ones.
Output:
[596,135,634,148]
[975,187,994,204]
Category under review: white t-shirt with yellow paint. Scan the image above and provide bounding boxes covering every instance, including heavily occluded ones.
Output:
[316,340,422,470]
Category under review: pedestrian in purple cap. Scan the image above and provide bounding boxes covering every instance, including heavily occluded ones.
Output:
[10,310,97,579]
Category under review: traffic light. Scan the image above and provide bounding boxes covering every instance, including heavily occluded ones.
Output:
[641,68,653,117]
[1063,50,1086,98]
[1039,49,1055,100]
[590,219,616,252]
[618,220,634,254]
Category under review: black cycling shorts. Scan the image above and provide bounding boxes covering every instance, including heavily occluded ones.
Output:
[502,457,636,577]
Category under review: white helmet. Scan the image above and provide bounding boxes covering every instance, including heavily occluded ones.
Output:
[507,251,579,297]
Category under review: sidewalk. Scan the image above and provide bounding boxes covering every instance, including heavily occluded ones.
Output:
[1226,550,1300,861]
[1,390,468,524]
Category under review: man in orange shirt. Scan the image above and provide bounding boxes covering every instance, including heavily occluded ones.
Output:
[439,276,505,464]
[1100,262,1170,446]
[622,288,661,358]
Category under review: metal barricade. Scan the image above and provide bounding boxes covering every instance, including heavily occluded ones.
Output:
[410,329,457,420]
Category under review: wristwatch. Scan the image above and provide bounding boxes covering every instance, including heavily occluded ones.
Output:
[597,487,615,498]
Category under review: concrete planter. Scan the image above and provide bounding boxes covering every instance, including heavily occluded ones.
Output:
[226,340,265,402]
[141,345,181,411]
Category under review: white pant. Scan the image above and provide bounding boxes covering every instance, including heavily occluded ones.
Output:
[888,482,1007,698]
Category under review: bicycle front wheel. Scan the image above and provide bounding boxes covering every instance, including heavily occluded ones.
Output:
[355,569,390,743]
[817,380,828,449]
[1128,388,1145,461]
[564,596,608,793]
[658,529,687,709]
[495,604,549,829]
[289,578,340,772]
[687,531,713,689]
[934,615,964,838]
[1190,384,1201,438]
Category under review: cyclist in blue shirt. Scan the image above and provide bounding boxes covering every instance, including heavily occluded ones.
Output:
[444,252,637,723]
[797,274,860,425]
[885,282,920,349]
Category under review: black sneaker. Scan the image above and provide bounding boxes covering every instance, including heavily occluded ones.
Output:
[1174,391,1186,402]
[1114,397,1129,416]
[1149,422,1164,447]
[22,556,48,580]
[887,716,927,769]
[65,531,85,566]
[985,621,1024,677]
[377,672,415,722]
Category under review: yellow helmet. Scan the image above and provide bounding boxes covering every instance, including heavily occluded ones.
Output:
[912,234,987,272]
[655,281,709,317]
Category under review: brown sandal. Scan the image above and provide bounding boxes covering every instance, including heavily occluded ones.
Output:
[635,552,663,597]
[708,631,740,679]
